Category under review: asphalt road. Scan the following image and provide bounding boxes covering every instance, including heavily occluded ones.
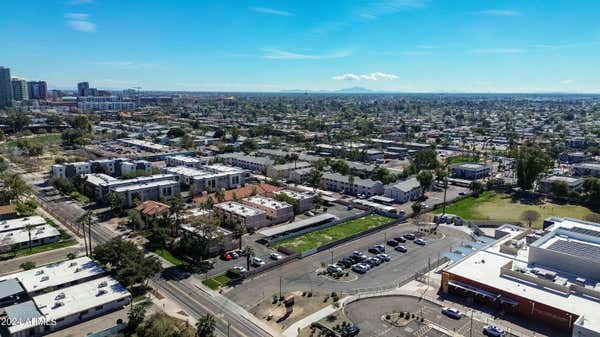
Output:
[225,224,471,309]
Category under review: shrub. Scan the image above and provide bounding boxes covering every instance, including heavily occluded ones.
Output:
[385,314,391,320]
[20,261,36,270]
[308,292,313,297]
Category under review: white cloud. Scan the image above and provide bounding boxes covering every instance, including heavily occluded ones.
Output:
[251,7,294,17]
[261,48,351,60]
[470,48,525,54]
[472,9,522,17]
[64,13,96,32]
[333,72,398,81]
[560,79,574,84]
[358,0,430,20]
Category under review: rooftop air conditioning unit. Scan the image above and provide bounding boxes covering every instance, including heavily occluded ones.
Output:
[97,289,108,296]
[53,301,64,308]
[40,276,49,281]
[55,292,65,300]
[99,281,108,288]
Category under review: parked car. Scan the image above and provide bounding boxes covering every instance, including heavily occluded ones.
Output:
[394,236,406,243]
[415,238,427,245]
[270,253,283,260]
[377,253,391,262]
[347,205,353,211]
[365,257,381,267]
[483,325,505,336]
[341,325,360,337]
[403,233,416,240]
[232,266,247,273]
[442,307,462,319]
[251,257,265,267]
[223,253,233,261]
[304,211,315,216]
[368,245,385,254]
[351,263,369,273]
[351,251,367,262]
[327,264,343,274]
[394,245,407,253]
[337,258,354,268]
[386,239,399,247]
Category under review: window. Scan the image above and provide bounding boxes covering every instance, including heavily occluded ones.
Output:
[95,305,103,310]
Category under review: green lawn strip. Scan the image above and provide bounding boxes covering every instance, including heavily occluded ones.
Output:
[69,191,90,202]
[446,155,481,165]
[202,273,232,290]
[273,214,393,253]
[152,248,189,266]
[6,134,62,148]
[434,191,496,219]
[13,239,78,257]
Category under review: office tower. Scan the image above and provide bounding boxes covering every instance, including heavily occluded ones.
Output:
[11,78,29,101]
[0,66,12,108]
[27,81,47,99]
[77,81,89,96]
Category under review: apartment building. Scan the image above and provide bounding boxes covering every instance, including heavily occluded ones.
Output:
[162,165,244,194]
[539,175,583,193]
[384,177,422,203]
[84,173,180,207]
[320,172,384,196]
[213,201,267,229]
[165,155,206,169]
[0,217,59,253]
[272,189,315,213]
[241,196,294,225]
[51,159,151,179]
[451,163,491,180]
[218,152,274,173]
[572,162,600,178]
[266,161,312,180]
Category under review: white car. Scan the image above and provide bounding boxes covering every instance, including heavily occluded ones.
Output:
[483,325,505,336]
[415,238,427,245]
[442,307,462,319]
[251,257,265,267]
[232,266,247,273]
[327,264,343,274]
[270,253,283,260]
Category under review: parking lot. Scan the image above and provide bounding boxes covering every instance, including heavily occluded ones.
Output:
[345,295,508,337]
[225,223,471,309]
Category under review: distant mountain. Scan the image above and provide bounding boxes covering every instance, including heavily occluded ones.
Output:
[337,86,373,93]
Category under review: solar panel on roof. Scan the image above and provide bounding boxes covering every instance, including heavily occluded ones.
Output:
[547,239,600,261]
[568,227,600,238]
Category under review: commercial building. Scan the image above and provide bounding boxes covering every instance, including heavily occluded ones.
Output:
[218,153,274,173]
[272,189,315,213]
[0,66,12,108]
[289,167,312,184]
[162,165,245,194]
[320,172,384,196]
[27,81,47,100]
[266,161,312,181]
[11,78,28,101]
[213,201,267,229]
[0,217,59,253]
[117,138,172,153]
[441,218,600,336]
[384,177,422,203]
[560,152,592,164]
[572,162,600,178]
[242,196,294,225]
[77,96,135,111]
[77,82,89,97]
[451,163,491,180]
[539,175,583,193]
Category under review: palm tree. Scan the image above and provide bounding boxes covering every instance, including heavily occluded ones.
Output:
[25,224,35,252]
[215,188,225,203]
[244,245,255,271]
[348,175,355,195]
[196,313,216,337]
[127,303,146,331]
[77,211,94,256]
[234,223,247,249]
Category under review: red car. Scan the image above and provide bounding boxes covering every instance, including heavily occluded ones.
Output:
[223,253,232,261]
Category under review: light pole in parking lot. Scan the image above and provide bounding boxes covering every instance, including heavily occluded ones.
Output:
[330,250,334,264]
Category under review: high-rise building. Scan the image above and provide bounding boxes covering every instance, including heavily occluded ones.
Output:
[0,66,12,108]
[77,81,89,96]
[11,78,29,101]
[27,81,47,99]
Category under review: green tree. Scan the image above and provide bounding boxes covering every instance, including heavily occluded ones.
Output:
[77,211,95,256]
[167,127,185,138]
[514,144,553,190]
[244,245,255,271]
[106,192,125,215]
[195,313,216,337]
[169,194,185,235]
[215,188,225,203]
[520,210,540,228]
[416,170,433,196]
[25,224,35,252]
[308,168,323,189]
[469,181,484,197]
[414,148,437,170]
[550,181,569,200]
[127,303,147,331]
[1,173,32,203]
[128,209,145,231]
[412,201,423,215]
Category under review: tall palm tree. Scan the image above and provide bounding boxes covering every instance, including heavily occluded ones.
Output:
[77,211,94,256]
[25,224,35,252]
[196,313,216,337]
[244,245,255,271]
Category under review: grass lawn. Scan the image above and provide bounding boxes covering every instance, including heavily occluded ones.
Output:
[202,273,232,290]
[6,133,62,148]
[152,248,189,266]
[436,191,599,228]
[13,239,78,257]
[273,214,393,253]
[69,191,90,203]
[446,155,481,165]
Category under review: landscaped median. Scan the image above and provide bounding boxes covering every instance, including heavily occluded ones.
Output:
[272,213,395,253]
[202,273,233,290]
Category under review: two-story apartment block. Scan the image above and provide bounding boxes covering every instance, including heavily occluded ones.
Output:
[320,172,384,196]
[213,201,268,229]
[241,196,294,225]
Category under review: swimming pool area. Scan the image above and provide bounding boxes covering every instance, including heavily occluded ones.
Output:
[443,234,496,262]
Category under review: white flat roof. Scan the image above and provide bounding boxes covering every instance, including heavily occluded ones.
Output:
[9,276,130,334]
[0,225,60,249]
[111,179,178,192]
[0,216,46,233]
[215,201,265,217]
[445,228,600,332]
[243,196,292,210]
[274,189,314,200]
[0,257,104,293]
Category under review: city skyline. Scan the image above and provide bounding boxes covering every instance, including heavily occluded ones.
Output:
[2,0,600,93]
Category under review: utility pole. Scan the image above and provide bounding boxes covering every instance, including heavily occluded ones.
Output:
[442,178,448,215]
[279,276,282,298]
[469,310,473,337]
[330,250,334,265]
[227,320,231,337]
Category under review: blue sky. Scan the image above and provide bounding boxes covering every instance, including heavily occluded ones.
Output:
[2,0,600,92]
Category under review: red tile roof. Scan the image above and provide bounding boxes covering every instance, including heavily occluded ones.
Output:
[135,200,170,216]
